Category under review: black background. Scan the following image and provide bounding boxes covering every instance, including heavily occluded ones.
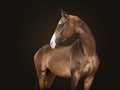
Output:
[1,0,120,90]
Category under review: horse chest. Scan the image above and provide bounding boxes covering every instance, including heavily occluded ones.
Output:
[47,52,71,78]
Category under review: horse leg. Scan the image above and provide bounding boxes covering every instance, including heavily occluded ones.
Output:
[44,72,56,88]
[84,75,94,90]
[34,66,46,90]
[34,61,46,90]
[71,71,81,90]
[37,70,46,90]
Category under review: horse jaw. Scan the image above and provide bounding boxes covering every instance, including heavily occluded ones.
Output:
[50,33,56,49]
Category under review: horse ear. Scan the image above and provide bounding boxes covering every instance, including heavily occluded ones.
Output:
[60,9,68,19]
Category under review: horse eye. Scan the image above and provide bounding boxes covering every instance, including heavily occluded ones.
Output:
[59,23,64,28]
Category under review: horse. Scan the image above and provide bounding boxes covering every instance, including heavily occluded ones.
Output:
[34,9,100,90]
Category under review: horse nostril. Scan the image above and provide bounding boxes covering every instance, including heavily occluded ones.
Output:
[50,42,53,46]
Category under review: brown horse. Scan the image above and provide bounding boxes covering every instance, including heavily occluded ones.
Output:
[34,10,100,90]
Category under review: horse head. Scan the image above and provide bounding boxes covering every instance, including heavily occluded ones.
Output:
[50,9,85,49]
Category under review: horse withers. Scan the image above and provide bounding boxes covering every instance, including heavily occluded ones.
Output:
[34,9,100,90]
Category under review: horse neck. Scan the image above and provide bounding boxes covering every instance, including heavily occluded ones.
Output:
[77,24,96,56]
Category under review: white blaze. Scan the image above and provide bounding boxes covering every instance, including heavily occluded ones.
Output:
[50,21,62,49]
[50,33,56,49]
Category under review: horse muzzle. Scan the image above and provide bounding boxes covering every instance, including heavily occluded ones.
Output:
[50,38,62,49]
[50,35,65,49]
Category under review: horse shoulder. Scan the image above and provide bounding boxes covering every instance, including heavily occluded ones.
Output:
[34,44,51,68]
